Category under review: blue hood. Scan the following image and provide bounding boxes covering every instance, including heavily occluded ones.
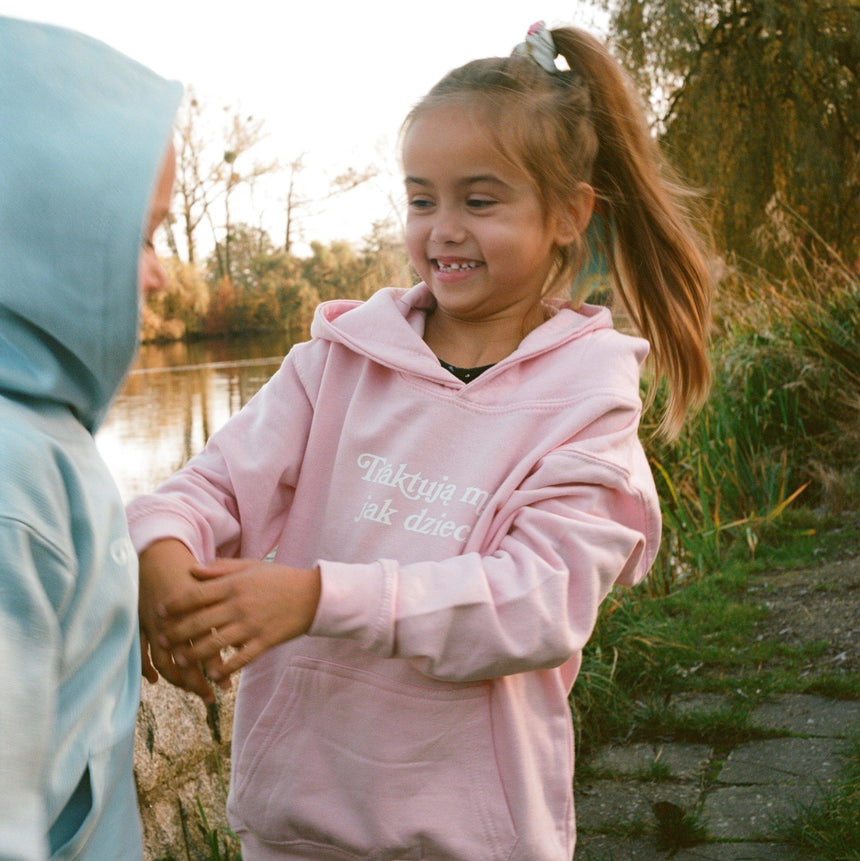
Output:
[0,17,183,432]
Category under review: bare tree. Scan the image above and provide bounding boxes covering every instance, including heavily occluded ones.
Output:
[170,92,393,266]
[215,103,278,277]
[169,91,278,275]
[218,106,278,282]
[283,155,306,254]
[173,90,221,265]
[281,160,381,255]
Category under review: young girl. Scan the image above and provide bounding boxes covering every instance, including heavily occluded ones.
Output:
[129,23,711,861]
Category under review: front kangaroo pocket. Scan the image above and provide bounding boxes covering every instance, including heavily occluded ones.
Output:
[233,657,517,859]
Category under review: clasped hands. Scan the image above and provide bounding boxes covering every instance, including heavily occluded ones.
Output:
[139,540,321,704]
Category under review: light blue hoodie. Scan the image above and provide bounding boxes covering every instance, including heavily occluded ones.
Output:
[0,17,181,860]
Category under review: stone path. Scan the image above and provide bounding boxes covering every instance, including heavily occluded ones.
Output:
[573,693,859,860]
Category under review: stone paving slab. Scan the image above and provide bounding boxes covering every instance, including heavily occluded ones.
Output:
[575,779,702,828]
[670,692,735,715]
[588,742,712,780]
[749,693,860,737]
[672,843,815,860]
[717,736,847,786]
[574,835,668,860]
[701,784,824,840]
[575,835,812,860]
[573,693,858,859]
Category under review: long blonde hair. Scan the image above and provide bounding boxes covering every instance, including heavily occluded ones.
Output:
[403,26,712,438]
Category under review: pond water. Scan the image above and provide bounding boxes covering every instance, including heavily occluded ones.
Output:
[96,333,293,503]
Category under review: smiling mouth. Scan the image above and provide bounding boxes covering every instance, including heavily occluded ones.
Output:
[433,259,483,272]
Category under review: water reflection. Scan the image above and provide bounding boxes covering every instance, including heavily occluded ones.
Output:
[97,334,292,503]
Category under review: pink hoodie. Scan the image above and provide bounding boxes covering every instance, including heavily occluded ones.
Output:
[127,284,660,861]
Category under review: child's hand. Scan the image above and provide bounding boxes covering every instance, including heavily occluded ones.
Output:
[157,558,322,684]
[139,539,224,704]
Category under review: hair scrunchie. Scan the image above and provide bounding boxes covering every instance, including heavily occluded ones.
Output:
[511,21,560,73]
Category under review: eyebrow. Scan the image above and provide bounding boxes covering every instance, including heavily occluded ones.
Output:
[404,173,511,189]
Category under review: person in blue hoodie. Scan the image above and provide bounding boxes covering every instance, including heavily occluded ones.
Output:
[0,16,182,860]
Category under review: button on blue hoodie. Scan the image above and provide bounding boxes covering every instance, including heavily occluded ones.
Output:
[0,17,181,860]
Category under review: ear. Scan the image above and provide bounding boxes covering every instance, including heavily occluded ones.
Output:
[553,183,595,247]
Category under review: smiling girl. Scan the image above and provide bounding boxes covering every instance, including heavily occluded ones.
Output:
[127,22,711,861]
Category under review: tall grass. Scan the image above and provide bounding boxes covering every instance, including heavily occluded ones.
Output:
[643,204,859,588]
[573,205,859,754]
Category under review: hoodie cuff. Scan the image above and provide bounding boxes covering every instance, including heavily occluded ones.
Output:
[126,502,211,561]
[310,559,396,655]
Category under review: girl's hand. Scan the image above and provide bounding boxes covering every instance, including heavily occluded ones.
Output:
[158,558,321,684]
[139,539,223,704]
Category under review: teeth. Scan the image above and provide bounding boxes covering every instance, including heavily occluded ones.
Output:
[437,261,481,271]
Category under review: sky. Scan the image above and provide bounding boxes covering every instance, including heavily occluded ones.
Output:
[4,1,607,252]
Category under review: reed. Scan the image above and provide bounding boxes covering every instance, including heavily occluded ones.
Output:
[642,207,859,588]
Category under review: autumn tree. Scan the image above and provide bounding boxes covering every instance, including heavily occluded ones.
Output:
[141,258,210,342]
[201,224,318,337]
[358,220,413,295]
[603,0,860,265]
[300,240,367,302]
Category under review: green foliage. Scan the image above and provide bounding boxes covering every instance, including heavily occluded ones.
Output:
[778,733,860,859]
[640,213,859,583]
[152,755,242,861]
[202,225,319,339]
[191,797,242,861]
[300,234,413,304]
[603,0,860,266]
[572,592,684,748]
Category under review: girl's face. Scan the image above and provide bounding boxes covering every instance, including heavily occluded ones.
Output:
[402,105,576,328]
[138,142,176,297]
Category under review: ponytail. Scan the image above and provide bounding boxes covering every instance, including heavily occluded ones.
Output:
[553,27,713,438]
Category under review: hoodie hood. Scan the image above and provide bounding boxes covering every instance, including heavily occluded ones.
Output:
[0,16,182,432]
[310,283,621,382]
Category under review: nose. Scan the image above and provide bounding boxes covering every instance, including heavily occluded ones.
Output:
[430,204,467,245]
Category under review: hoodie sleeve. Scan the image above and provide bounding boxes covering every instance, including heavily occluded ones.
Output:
[126,353,314,562]
[0,520,65,861]
[311,407,661,683]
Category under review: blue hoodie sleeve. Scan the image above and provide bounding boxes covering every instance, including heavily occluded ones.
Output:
[0,517,68,861]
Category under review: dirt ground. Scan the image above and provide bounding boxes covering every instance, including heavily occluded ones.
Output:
[748,518,860,675]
